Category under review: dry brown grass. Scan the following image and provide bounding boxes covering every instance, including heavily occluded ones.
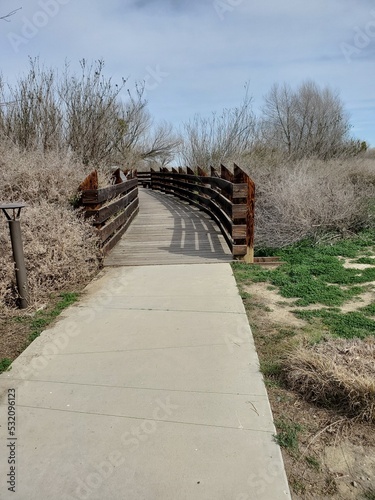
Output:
[242,157,375,248]
[0,146,100,314]
[0,145,87,204]
[284,337,375,423]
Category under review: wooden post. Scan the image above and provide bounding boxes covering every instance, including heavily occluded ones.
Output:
[210,166,220,178]
[79,170,98,192]
[234,164,255,263]
[221,164,234,183]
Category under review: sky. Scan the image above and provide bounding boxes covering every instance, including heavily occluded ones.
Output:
[0,0,374,146]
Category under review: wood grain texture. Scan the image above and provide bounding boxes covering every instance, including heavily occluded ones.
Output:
[104,188,232,266]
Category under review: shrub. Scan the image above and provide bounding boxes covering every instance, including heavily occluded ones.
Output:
[0,146,100,313]
[243,157,375,248]
[284,338,375,422]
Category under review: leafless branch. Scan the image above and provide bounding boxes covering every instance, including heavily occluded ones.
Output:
[0,8,22,22]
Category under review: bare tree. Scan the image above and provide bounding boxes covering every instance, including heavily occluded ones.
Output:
[0,59,64,151]
[180,87,256,168]
[0,58,179,167]
[114,88,180,167]
[138,122,181,166]
[261,80,352,159]
[59,59,128,164]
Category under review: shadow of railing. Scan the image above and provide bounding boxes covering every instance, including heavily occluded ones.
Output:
[145,189,232,260]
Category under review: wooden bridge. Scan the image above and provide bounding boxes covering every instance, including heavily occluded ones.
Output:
[79,165,255,266]
[105,188,232,266]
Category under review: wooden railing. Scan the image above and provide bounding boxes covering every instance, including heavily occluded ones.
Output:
[150,165,255,262]
[137,171,151,188]
[78,168,139,255]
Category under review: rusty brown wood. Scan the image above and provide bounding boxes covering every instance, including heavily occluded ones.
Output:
[85,188,138,225]
[81,178,138,205]
[246,175,255,261]
[98,197,139,243]
[220,164,234,183]
[112,168,126,184]
[231,225,247,240]
[234,164,255,263]
[233,245,248,256]
[232,184,248,199]
[79,170,98,192]
[197,167,207,177]
[232,204,247,220]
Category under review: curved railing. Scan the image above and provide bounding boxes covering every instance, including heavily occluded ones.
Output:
[79,168,139,256]
[150,165,255,262]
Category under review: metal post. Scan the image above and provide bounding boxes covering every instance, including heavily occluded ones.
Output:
[0,203,29,309]
[8,219,29,308]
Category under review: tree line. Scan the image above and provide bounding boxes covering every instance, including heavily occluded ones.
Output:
[0,58,180,167]
[0,58,366,169]
[180,81,367,168]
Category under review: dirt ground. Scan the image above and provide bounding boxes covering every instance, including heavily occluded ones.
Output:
[244,259,375,499]
[0,314,31,360]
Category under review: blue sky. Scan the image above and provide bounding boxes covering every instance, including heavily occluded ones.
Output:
[1,0,374,146]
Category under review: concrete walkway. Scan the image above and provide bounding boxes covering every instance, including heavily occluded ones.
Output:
[0,264,291,499]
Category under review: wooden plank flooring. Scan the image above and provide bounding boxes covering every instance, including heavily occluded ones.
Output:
[104,188,233,266]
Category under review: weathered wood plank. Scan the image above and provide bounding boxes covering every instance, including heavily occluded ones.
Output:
[151,172,233,195]
[85,188,138,225]
[82,178,138,205]
[104,189,232,266]
[102,206,139,255]
[98,197,139,243]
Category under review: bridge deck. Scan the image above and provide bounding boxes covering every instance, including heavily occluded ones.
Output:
[104,188,232,266]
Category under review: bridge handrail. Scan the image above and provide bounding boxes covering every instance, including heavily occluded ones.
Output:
[150,165,255,262]
[78,168,139,256]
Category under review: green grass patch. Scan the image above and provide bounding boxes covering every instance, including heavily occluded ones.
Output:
[232,262,270,284]
[273,418,302,452]
[294,308,375,339]
[27,292,79,343]
[0,358,12,374]
[239,291,252,300]
[354,257,375,265]
[235,236,375,307]
[260,360,283,378]
[305,456,321,471]
[359,302,375,317]
[232,231,375,340]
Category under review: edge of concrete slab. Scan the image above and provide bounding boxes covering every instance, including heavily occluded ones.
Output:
[0,263,291,499]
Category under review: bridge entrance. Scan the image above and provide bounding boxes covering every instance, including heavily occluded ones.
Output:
[104,188,232,266]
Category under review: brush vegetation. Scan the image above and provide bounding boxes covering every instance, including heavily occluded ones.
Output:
[233,232,375,422]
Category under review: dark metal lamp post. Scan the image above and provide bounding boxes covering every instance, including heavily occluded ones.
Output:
[0,203,29,309]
